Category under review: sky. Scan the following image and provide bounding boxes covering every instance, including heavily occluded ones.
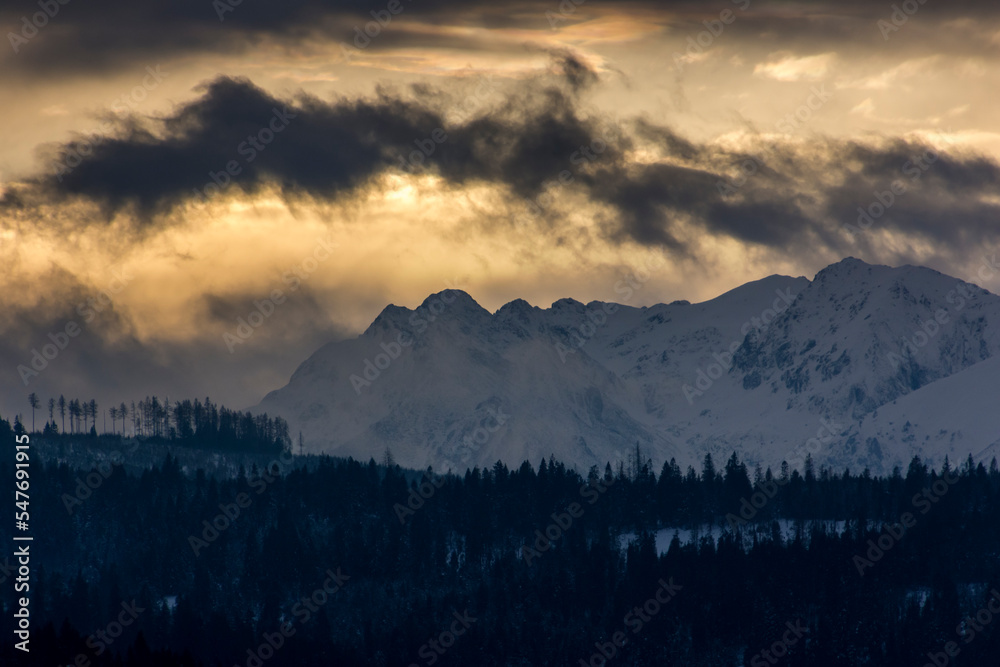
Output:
[2,0,1000,421]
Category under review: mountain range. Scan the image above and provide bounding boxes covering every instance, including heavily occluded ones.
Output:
[255,258,1000,475]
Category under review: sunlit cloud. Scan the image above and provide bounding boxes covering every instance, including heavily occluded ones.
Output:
[754,51,836,82]
[838,56,940,90]
[850,97,875,118]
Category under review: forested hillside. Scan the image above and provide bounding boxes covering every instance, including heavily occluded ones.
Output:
[3,416,1000,666]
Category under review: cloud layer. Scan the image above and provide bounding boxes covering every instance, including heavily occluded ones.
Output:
[3,0,1000,421]
[10,55,999,266]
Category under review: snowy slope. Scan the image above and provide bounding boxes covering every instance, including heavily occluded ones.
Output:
[853,353,1000,469]
[255,258,1000,475]
[257,291,672,472]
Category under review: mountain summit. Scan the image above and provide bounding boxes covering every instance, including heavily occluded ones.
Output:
[256,260,1000,474]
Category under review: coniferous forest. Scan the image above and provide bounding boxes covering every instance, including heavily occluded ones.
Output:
[3,409,1000,667]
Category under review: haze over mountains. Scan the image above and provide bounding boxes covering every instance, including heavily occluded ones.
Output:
[256,258,1000,475]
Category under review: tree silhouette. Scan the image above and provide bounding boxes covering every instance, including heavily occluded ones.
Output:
[68,399,79,433]
[58,395,66,433]
[27,392,39,432]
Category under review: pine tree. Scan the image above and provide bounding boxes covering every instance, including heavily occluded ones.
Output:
[68,399,78,433]
[28,392,39,432]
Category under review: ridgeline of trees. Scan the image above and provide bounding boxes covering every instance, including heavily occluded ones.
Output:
[1,425,1000,667]
[15,393,290,455]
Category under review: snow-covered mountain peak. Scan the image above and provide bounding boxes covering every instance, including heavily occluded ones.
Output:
[420,288,484,313]
[551,297,586,311]
[496,298,535,313]
[257,258,1000,476]
[364,289,492,337]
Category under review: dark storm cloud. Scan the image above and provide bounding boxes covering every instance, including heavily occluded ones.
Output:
[41,75,447,215]
[632,120,702,161]
[804,139,1000,251]
[1,0,604,75]
[553,50,600,92]
[10,48,1000,260]
[19,54,620,218]
[585,162,715,248]
[5,0,1000,76]
[0,0,420,74]
[580,125,1000,260]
